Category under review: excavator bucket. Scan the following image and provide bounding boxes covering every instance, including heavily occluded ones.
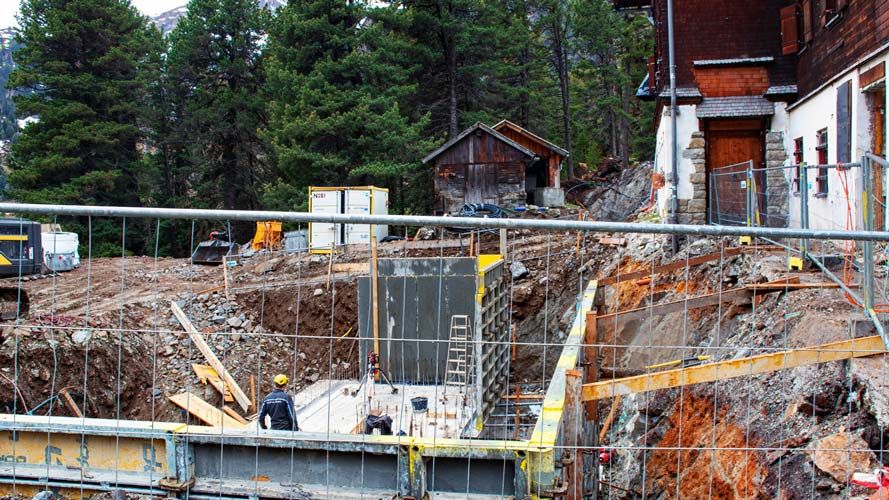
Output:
[191,232,237,266]
[252,221,283,252]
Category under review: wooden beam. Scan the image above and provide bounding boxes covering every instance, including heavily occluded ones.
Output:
[223,405,250,425]
[250,374,257,411]
[581,335,886,401]
[584,312,599,421]
[747,282,844,291]
[171,301,251,411]
[597,245,783,287]
[58,388,83,418]
[168,392,246,428]
[598,394,622,442]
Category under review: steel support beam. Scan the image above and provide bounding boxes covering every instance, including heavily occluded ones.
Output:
[581,335,885,401]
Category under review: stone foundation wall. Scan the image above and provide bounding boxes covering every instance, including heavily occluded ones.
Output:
[678,131,707,224]
[764,131,789,228]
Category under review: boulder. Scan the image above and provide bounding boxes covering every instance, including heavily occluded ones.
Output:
[811,431,876,483]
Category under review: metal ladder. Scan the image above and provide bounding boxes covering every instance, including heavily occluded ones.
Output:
[445,315,472,393]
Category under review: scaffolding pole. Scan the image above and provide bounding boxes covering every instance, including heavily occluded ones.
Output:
[2,203,889,242]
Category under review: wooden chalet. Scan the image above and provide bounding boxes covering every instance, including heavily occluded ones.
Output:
[423,122,567,214]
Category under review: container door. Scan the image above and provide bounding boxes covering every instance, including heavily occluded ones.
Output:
[372,190,389,241]
[345,189,371,245]
[310,190,342,251]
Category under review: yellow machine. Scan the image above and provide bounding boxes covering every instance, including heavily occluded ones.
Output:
[252,221,283,252]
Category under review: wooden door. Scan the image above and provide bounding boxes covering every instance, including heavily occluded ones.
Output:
[872,89,885,229]
[465,164,498,205]
[706,120,765,226]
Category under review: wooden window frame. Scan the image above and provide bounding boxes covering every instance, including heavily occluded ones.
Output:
[793,137,804,193]
[815,128,829,196]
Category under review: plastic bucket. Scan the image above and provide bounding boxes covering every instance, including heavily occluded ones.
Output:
[410,396,428,413]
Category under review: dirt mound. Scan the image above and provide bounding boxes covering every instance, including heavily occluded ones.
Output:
[0,327,154,419]
[645,394,769,499]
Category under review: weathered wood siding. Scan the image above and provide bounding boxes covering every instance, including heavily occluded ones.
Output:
[496,127,564,186]
[433,130,530,213]
[797,0,889,97]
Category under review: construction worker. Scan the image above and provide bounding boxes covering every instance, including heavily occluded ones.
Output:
[258,374,298,431]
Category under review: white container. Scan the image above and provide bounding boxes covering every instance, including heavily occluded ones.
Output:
[284,230,308,254]
[309,186,388,253]
[42,232,80,272]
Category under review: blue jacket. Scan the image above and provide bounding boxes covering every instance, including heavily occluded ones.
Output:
[258,388,298,431]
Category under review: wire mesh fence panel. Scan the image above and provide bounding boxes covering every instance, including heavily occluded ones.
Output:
[0,203,886,499]
[709,161,752,226]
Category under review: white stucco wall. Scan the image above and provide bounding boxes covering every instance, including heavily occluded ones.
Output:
[783,49,889,231]
[654,104,700,219]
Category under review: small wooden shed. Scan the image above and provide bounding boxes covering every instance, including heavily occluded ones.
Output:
[423,122,567,214]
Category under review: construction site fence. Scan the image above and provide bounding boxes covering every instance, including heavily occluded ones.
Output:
[0,203,887,499]
[709,153,889,234]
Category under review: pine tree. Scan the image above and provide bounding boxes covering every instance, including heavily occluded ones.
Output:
[8,0,162,206]
[263,1,432,213]
[165,0,269,223]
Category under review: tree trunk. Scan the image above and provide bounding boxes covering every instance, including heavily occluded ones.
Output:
[520,43,531,128]
[447,41,458,138]
[618,60,631,168]
[553,31,574,179]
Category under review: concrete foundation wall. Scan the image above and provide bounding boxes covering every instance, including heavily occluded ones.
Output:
[358,258,477,384]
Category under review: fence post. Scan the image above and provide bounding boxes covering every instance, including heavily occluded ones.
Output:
[799,162,809,255]
[862,155,875,311]
[746,162,753,229]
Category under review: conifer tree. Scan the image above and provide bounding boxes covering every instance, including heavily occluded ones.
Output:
[263,1,432,213]
[8,0,162,206]
[165,0,269,222]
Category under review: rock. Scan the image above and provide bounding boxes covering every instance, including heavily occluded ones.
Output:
[415,227,435,240]
[811,431,876,483]
[231,333,242,342]
[852,355,889,427]
[32,491,65,500]
[306,372,320,383]
[510,261,529,280]
[227,317,243,328]
[71,329,91,345]
[211,315,226,324]
[313,288,324,297]
[163,345,176,357]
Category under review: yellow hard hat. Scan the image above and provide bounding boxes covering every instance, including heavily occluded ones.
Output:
[273,374,288,386]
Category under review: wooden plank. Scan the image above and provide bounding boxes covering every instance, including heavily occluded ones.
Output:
[332,263,369,273]
[747,282,844,290]
[581,335,886,401]
[250,374,257,411]
[167,392,245,428]
[192,364,234,402]
[223,405,250,425]
[58,388,83,418]
[597,245,783,287]
[172,301,251,411]
[598,237,626,246]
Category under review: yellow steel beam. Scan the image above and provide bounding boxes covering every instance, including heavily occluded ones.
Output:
[582,335,885,401]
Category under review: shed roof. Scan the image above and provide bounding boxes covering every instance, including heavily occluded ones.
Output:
[421,122,536,164]
[491,120,570,158]
[695,96,774,118]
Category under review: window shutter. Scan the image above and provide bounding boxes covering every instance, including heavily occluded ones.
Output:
[836,81,852,163]
[647,56,656,92]
[780,4,799,55]
[802,0,813,42]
